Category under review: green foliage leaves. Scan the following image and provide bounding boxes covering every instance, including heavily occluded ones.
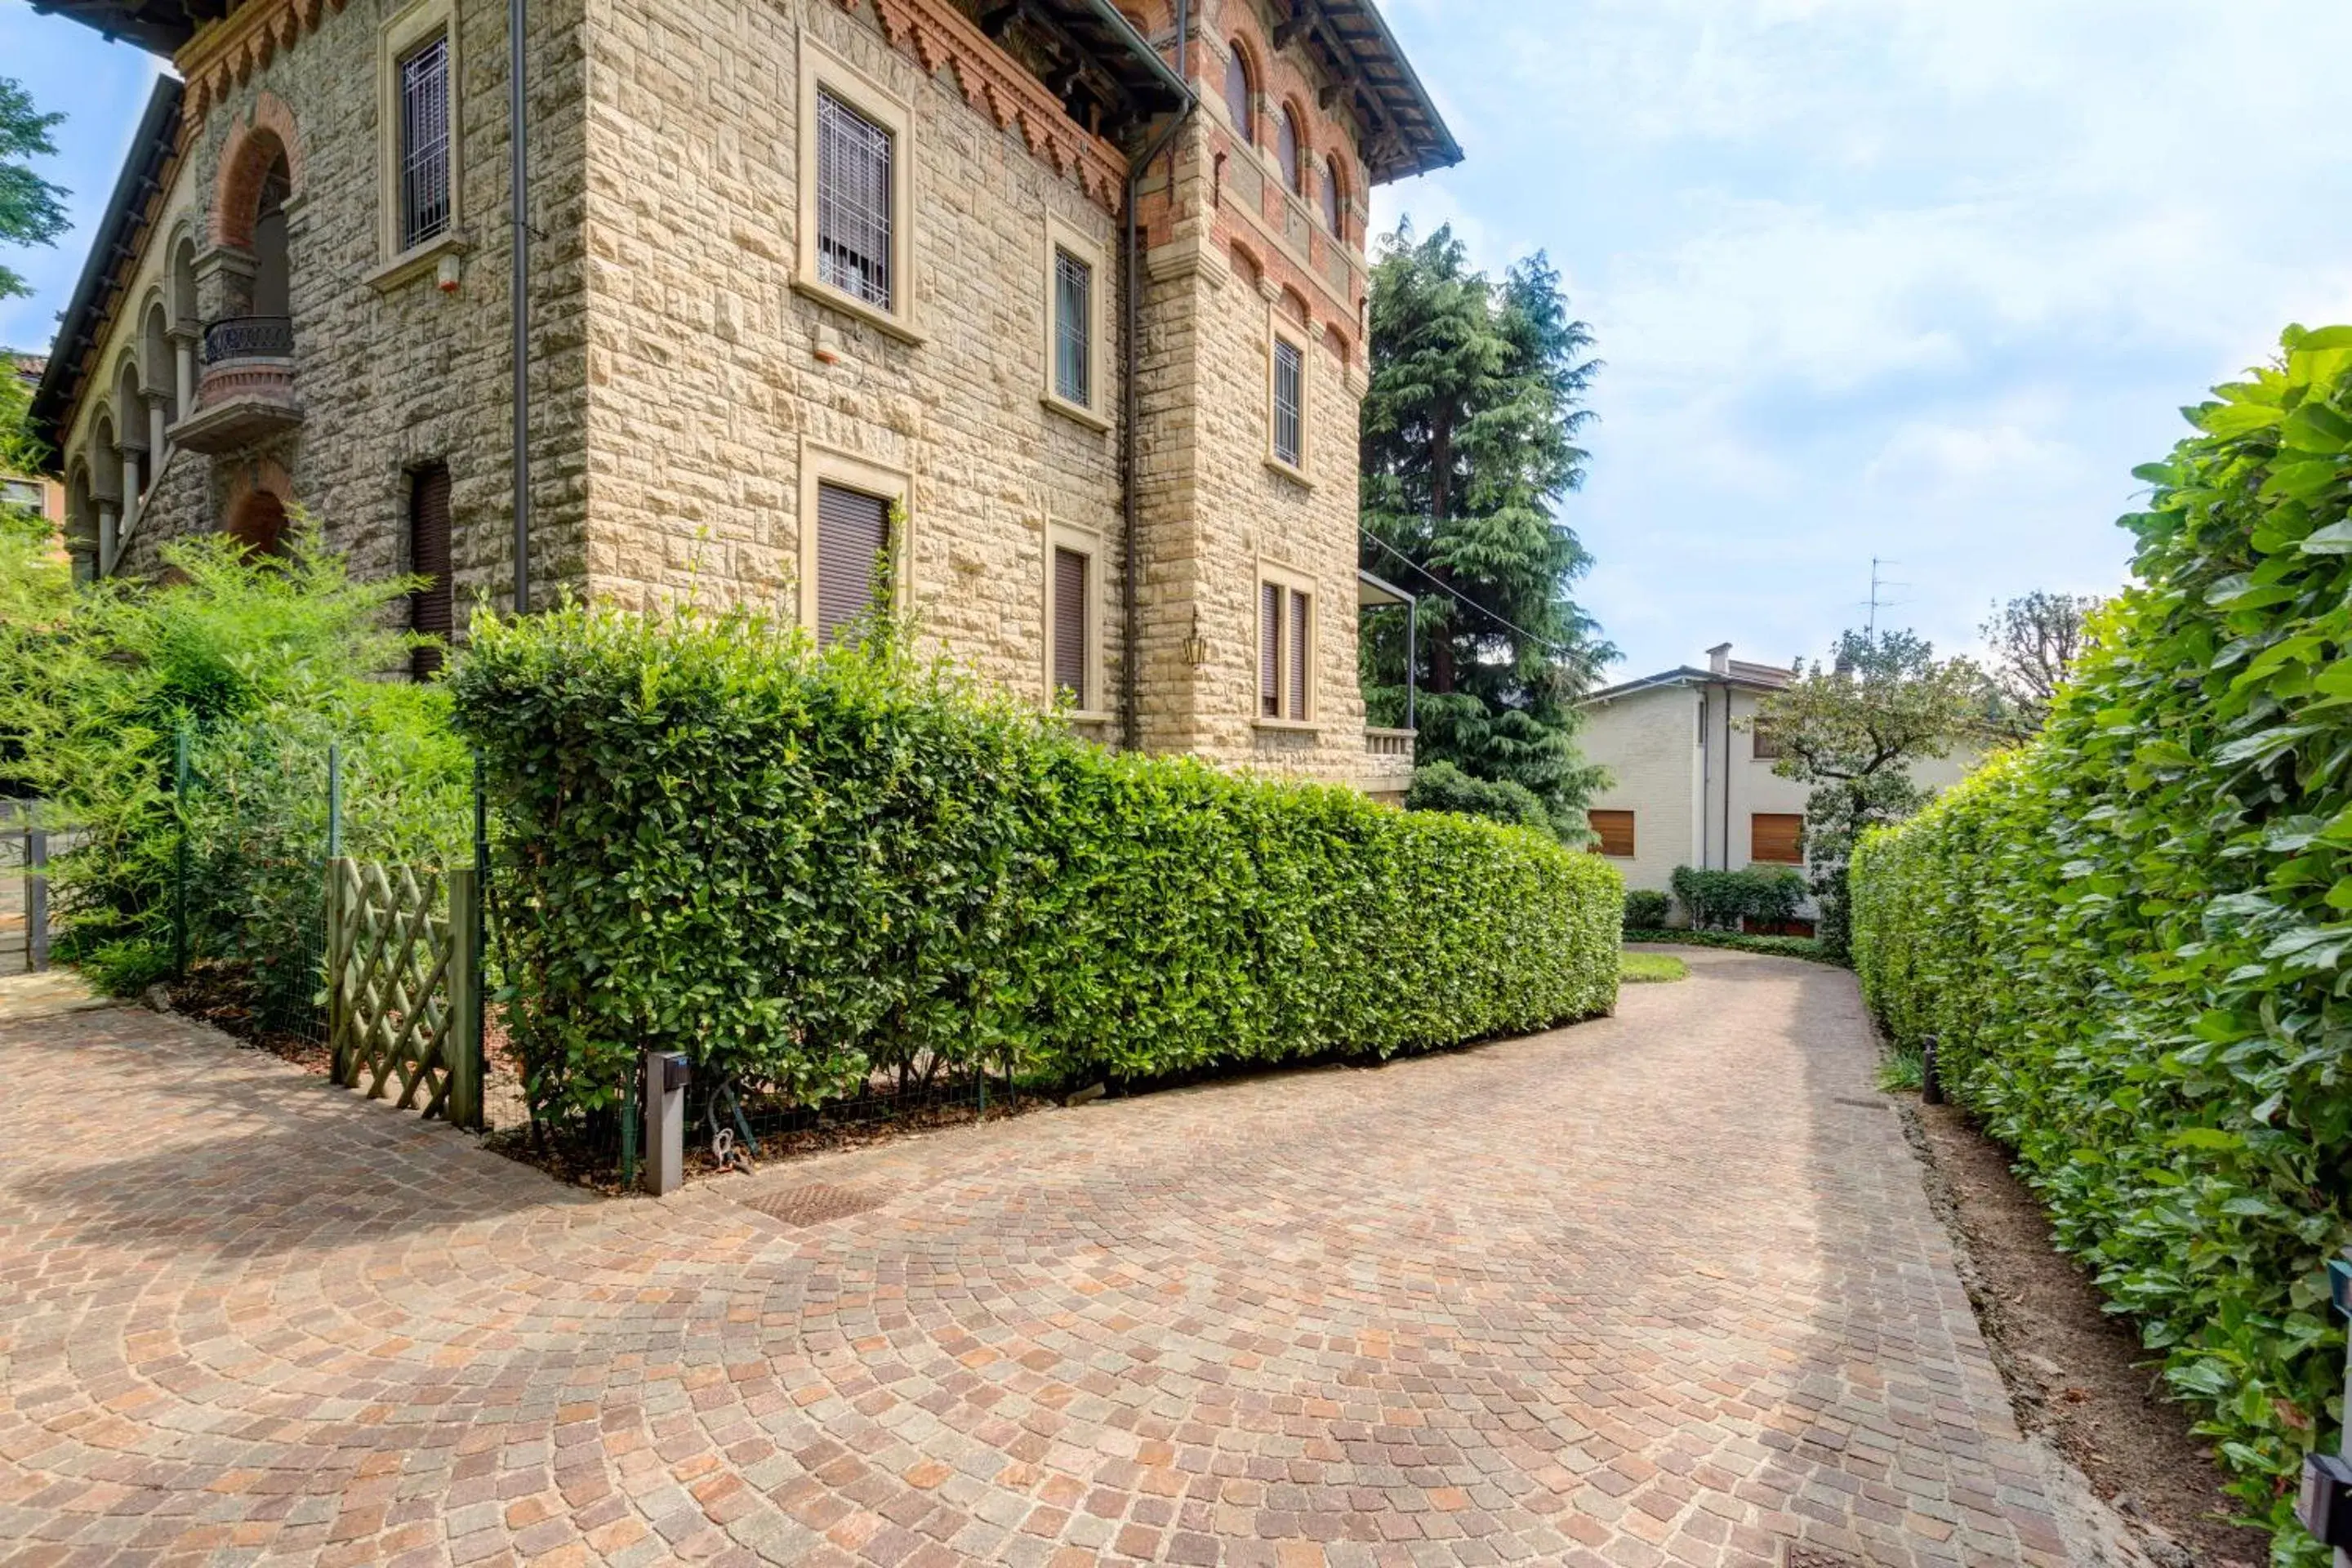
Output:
[1405,760,1557,837]
[1851,325,2352,1561]
[450,604,1625,1124]
[0,528,465,986]
[1667,864,1806,932]
[0,77,69,302]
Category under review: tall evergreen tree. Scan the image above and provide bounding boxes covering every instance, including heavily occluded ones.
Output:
[1359,225,1611,835]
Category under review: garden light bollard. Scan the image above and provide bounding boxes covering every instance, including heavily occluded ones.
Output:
[2296,1258,2352,1563]
[644,1050,690,1196]
[1921,1034,1944,1106]
[24,804,47,973]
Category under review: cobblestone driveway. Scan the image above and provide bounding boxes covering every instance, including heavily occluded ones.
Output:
[0,952,2065,1567]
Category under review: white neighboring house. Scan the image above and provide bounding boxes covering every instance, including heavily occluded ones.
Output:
[1575,642,1980,903]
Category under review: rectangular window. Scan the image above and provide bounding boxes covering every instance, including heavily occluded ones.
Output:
[1752,812,1804,864]
[1588,810,1636,859]
[1272,336,1305,469]
[1054,249,1093,408]
[1258,575,1313,721]
[398,34,452,251]
[0,479,41,512]
[815,480,890,645]
[816,90,894,310]
[408,461,452,679]
[1751,721,1784,760]
[1051,545,1089,704]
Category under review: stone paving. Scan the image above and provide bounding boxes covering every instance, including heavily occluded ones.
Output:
[0,953,2067,1567]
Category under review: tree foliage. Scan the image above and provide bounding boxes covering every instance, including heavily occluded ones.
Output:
[1982,589,2102,737]
[1851,324,2352,1561]
[0,78,69,303]
[1757,628,1985,953]
[1359,223,1611,835]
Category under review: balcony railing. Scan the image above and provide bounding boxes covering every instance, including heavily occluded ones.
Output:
[175,316,301,454]
[202,315,294,363]
[1365,728,1416,761]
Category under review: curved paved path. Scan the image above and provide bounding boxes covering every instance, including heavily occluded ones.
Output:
[0,952,2065,1567]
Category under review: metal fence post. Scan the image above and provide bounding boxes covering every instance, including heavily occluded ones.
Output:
[326,858,350,1085]
[326,742,341,860]
[172,722,190,978]
[445,866,483,1131]
[25,804,47,973]
[621,1058,639,1192]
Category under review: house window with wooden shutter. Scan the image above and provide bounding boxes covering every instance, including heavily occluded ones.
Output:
[1052,545,1089,706]
[1751,720,1784,760]
[408,461,452,679]
[1752,812,1804,864]
[814,480,890,645]
[1588,810,1636,858]
[1257,570,1313,722]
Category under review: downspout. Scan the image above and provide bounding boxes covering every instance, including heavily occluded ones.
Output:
[509,0,531,613]
[1117,0,1195,752]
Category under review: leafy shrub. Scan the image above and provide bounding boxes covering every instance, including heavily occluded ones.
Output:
[1851,324,2352,1558]
[1623,888,1670,929]
[1405,760,1557,837]
[1619,928,1843,966]
[1668,864,1805,931]
[0,529,469,993]
[449,604,1624,1122]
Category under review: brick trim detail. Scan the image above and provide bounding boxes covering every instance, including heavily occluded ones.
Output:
[212,93,303,249]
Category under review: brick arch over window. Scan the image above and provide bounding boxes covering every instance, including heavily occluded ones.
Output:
[224,458,295,555]
[212,93,304,249]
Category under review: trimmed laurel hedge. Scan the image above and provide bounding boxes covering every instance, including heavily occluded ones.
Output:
[1852,325,2352,1557]
[449,604,1621,1122]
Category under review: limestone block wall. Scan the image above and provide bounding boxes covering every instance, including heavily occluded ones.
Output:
[577,0,1129,715]
[82,0,591,633]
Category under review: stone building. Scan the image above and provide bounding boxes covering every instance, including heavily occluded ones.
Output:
[29,0,1454,795]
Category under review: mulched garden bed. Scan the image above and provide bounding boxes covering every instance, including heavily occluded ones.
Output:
[1903,1094,2269,1568]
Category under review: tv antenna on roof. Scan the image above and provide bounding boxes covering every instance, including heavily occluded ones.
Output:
[1865,557,1909,634]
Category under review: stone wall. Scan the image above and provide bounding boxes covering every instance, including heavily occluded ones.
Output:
[69,0,591,636]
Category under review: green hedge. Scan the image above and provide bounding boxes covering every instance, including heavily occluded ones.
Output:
[1669,864,1806,931]
[1851,325,2352,1558]
[449,604,1622,1120]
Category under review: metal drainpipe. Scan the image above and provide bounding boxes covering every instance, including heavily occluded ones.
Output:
[1119,0,1194,753]
[509,0,531,614]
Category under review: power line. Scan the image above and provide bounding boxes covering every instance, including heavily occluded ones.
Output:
[1357,528,1579,657]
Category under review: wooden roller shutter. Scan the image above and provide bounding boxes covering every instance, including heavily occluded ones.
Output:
[1751,812,1804,864]
[816,481,890,646]
[1259,581,1282,717]
[408,461,452,679]
[1588,809,1636,858]
[1052,546,1089,702]
[1287,588,1310,719]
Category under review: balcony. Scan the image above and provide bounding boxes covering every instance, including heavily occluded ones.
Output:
[169,316,301,454]
[1363,727,1417,800]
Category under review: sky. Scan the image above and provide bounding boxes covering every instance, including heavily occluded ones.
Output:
[7,1,2352,679]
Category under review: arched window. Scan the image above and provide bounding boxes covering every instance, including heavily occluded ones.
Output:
[226,487,289,556]
[1279,105,1306,194]
[1320,158,1343,235]
[1223,42,1252,140]
[252,154,292,319]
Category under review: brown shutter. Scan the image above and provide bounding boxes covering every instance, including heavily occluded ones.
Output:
[408,461,452,679]
[816,482,890,645]
[1052,546,1089,702]
[1588,810,1636,858]
[1751,722,1784,760]
[1751,813,1804,864]
[1259,581,1281,717]
[1287,589,1309,719]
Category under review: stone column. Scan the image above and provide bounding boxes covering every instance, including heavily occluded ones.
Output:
[96,501,118,576]
[171,327,198,417]
[119,446,142,512]
[145,392,170,473]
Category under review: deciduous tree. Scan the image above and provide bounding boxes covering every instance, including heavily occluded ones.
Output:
[1981,590,2101,737]
[1756,628,1987,953]
[0,78,69,303]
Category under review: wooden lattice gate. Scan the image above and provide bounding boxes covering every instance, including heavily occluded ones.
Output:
[326,858,483,1129]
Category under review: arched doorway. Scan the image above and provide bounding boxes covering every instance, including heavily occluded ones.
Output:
[225,487,288,555]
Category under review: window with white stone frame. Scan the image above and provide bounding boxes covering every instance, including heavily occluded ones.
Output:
[795,39,919,341]
[1268,328,1307,474]
[1045,520,1105,715]
[1040,217,1111,429]
[373,0,463,278]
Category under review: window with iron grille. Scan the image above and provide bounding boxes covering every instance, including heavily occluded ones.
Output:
[398,34,452,251]
[817,90,894,310]
[1054,249,1092,408]
[1272,337,1304,469]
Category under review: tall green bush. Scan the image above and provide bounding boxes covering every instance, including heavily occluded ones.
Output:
[0,529,470,991]
[1668,864,1805,931]
[448,604,1623,1123]
[1851,324,2352,1560]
